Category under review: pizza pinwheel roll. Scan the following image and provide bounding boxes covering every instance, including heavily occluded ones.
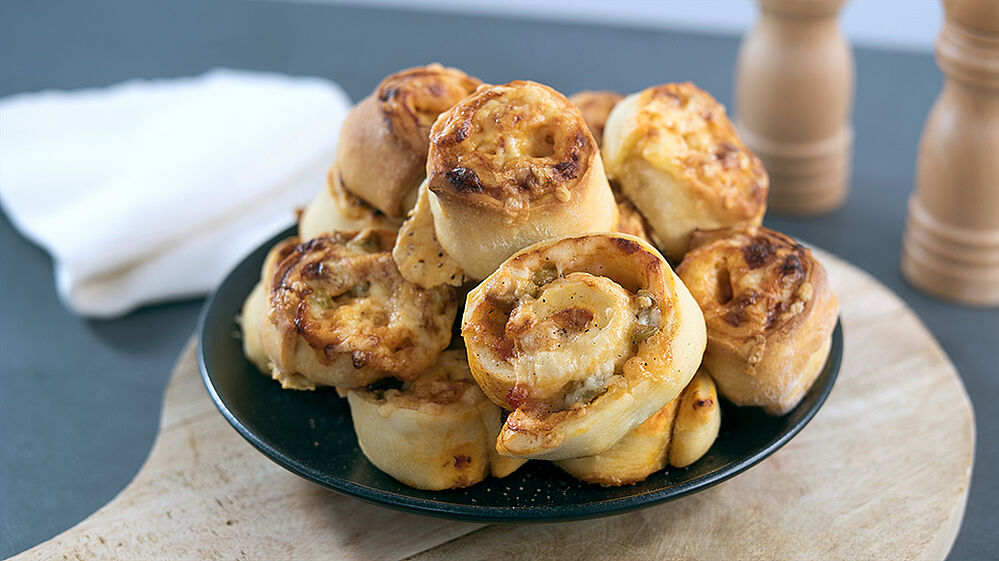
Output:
[298,165,402,241]
[462,233,706,461]
[337,64,481,218]
[676,227,838,415]
[343,350,526,490]
[258,229,457,390]
[423,80,619,281]
[555,368,720,485]
[602,82,768,261]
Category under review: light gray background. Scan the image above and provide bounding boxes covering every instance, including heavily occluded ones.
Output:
[1,0,996,558]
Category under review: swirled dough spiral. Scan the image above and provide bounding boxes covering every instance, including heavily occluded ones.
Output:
[676,227,838,415]
[258,229,457,390]
[299,165,402,241]
[555,368,720,485]
[425,80,619,281]
[462,233,706,460]
[337,64,481,218]
[343,349,526,490]
[603,82,768,261]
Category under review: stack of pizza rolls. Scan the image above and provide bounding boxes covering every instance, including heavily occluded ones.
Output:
[238,65,838,490]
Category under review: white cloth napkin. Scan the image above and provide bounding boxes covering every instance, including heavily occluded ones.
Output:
[0,68,352,318]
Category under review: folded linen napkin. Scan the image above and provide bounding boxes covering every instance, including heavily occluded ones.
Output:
[0,68,352,318]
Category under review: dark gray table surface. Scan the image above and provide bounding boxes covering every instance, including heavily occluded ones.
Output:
[1,1,996,558]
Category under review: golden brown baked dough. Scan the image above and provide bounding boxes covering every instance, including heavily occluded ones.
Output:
[602,82,769,261]
[567,90,653,242]
[555,368,720,485]
[337,64,481,218]
[669,368,721,468]
[555,396,679,486]
[426,80,619,280]
[240,281,269,373]
[676,226,838,415]
[258,229,457,390]
[568,90,624,148]
[462,233,705,461]
[566,90,653,243]
[392,180,465,288]
[343,349,526,490]
[299,165,402,240]
[240,237,301,374]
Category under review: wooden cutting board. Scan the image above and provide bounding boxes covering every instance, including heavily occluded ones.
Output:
[12,250,974,561]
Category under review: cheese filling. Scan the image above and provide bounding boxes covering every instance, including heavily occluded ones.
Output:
[500,272,651,407]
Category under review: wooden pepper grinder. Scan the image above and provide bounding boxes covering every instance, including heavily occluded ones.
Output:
[901,0,999,306]
[734,0,854,215]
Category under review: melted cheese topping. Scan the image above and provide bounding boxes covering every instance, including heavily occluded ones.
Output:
[677,227,815,340]
[466,257,670,413]
[607,82,767,218]
[504,273,637,405]
[268,229,456,379]
[377,350,479,415]
[462,233,705,460]
[427,81,596,220]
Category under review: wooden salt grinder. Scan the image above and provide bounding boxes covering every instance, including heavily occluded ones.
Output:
[734,0,854,215]
[901,0,999,306]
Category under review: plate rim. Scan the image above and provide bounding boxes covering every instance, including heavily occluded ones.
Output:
[197,227,842,523]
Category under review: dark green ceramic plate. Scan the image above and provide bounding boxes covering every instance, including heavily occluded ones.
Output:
[198,226,842,523]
